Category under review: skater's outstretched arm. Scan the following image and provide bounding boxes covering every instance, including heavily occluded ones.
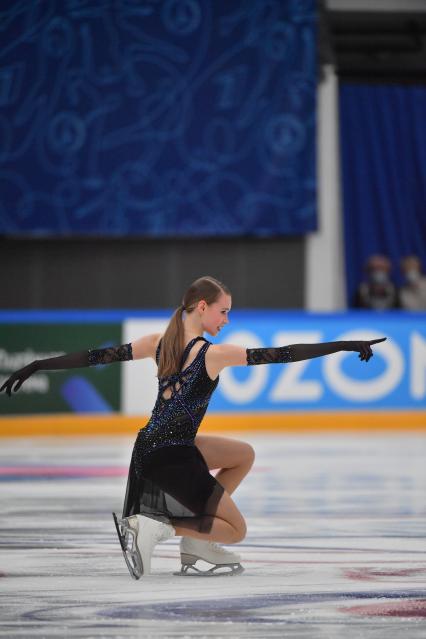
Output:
[130,333,162,360]
[0,332,163,396]
[0,342,134,397]
[245,338,387,365]
[206,338,386,378]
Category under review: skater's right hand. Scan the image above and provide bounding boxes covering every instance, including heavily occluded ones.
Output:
[0,361,39,397]
[342,338,387,362]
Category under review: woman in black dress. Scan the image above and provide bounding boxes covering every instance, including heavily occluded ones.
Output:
[0,275,385,578]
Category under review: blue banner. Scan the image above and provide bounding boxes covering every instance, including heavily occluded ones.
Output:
[210,312,426,412]
[0,1,317,237]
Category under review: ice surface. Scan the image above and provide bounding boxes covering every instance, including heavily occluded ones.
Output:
[0,432,425,638]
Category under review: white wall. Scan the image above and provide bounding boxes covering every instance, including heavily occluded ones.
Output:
[305,65,346,311]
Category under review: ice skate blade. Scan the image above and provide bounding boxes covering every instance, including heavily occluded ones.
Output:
[112,512,144,580]
[173,560,244,577]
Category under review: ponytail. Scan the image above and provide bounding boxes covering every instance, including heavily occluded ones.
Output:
[157,305,185,378]
[157,276,231,379]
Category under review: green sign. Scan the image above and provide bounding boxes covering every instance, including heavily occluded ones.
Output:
[0,324,122,414]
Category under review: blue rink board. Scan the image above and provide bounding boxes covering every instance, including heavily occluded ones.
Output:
[1,310,425,412]
[209,311,426,412]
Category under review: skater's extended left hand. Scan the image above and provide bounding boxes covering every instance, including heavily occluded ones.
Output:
[343,338,387,362]
[0,361,39,397]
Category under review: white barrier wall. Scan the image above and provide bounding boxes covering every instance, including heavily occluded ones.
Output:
[122,318,168,415]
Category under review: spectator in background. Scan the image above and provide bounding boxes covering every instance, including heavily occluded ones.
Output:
[398,255,426,310]
[354,254,398,310]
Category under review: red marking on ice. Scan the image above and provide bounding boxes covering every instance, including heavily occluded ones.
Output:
[344,567,426,581]
[0,466,127,477]
[342,599,426,618]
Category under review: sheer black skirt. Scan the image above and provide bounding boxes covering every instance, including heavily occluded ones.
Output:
[122,444,225,534]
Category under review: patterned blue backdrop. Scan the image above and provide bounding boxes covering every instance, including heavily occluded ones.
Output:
[0,0,317,237]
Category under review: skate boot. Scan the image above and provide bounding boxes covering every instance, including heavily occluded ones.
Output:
[113,512,174,579]
[175,537,244,576]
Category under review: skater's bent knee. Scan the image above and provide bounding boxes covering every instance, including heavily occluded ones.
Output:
[232,527,246,544]
[244,443,255,466]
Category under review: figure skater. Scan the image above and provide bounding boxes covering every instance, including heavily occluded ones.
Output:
[0,276,386,578]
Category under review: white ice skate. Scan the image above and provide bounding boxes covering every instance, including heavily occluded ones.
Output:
[175,537,244,576]
[112,512,174,579]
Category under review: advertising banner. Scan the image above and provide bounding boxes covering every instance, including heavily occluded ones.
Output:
[0,323,122,414]
[1,312,424,416]
[123,312,426,414]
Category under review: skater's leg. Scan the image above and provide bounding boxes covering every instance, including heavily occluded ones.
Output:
[194,435,255,495]
[172,489,246,544]
[174,437,252,572]
[173,435,252,542]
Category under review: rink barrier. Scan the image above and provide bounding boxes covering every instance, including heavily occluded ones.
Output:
[2,310,426,416]
[0,411,425,437]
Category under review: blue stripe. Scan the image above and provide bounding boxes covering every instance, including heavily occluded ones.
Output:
[0,310,424,323]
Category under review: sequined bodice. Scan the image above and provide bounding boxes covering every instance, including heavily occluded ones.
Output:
[134,337,219,461]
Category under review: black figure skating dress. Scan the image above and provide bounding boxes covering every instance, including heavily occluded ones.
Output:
[122,336,224,533]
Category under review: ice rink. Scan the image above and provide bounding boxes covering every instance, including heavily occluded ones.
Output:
[1,431,425,638]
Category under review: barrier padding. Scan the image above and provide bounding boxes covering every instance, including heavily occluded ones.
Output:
[0,411,425,437]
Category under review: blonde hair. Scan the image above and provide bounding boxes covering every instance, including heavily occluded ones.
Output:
[158,276,230,378]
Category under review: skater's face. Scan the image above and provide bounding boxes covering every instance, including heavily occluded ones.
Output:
[198,292,231,337]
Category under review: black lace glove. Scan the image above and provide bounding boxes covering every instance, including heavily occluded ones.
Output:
[246,338,386,366]
[0,344,133,397]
